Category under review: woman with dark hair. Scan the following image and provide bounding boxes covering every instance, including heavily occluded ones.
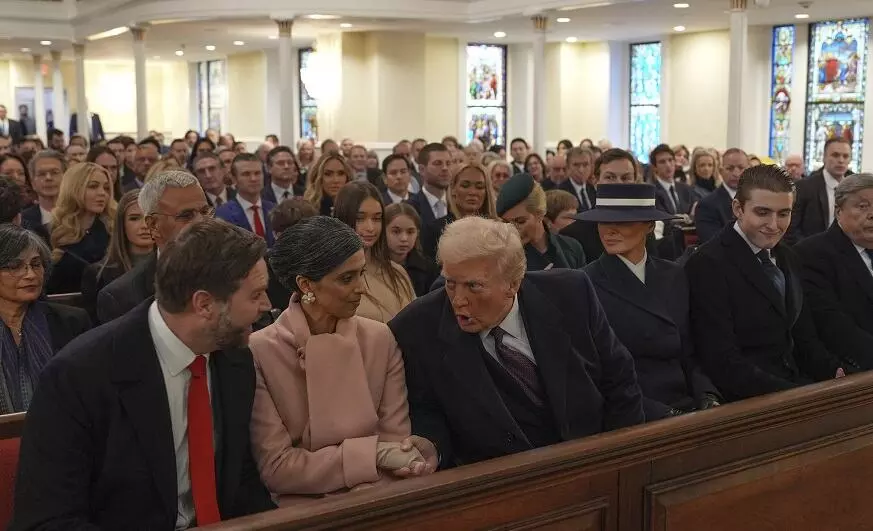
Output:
[0,224,91,413]
[333,182,415,322]
[219,133,235,150]
[0,153,34,204]
[87,146,122,201]
[304,153,353,216]
[183,129,199,148]
[187,137,216,170]
[556,139,573,157]
[249,216,425,500]
[384,203,438,297]
[232,141,248,154]
[80,190,153,321]
[265,198,319,310]
[524,153,547,185]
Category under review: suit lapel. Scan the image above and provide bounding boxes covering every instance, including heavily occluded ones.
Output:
[436,299,527,443]
[815,175,829,231]
[828,224,873,303]
[722,227,786,316]
[110,303,177,519]
[263,202,275,247]
[230,199,253,232]
[774,244,802,325]
[717,187,734,223]
[591,255,676,325]
[211,349,251,506]
[517,280,571,438]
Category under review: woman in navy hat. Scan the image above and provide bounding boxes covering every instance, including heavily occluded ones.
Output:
[579,183,721,420]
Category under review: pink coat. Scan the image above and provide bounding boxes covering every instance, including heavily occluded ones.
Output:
[249,301,411,496]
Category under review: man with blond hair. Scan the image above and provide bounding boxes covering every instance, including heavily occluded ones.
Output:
[388,216,644,468]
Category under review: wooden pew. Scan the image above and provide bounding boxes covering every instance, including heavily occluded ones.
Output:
[200,372,873,530]
[46,292,84,309]
[0,413,26,529]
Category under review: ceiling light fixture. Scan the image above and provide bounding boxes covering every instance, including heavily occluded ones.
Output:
[493,31,506,38]
[340,23,353,28]
[306,14,340,20]
[205,45,216,51]
[233,40,245,46]
[566,36,578,42]
[175,49,184,56]
[673,2,690,8]
[673,25,686,31]
[21,47,30,53]
[268,35,278,40]
[556,17,571,22]
[795,13,810,19]
[40,40,52,46]
[87,26,129,41]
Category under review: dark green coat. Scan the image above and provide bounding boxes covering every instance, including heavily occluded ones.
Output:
[525,228,587,271]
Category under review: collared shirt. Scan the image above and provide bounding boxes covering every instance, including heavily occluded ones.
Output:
[840,222,873,276]
[569,179,592,209]
[271,182,293,202]
[479,296,536,365]
[0,119,8,136]
[355,171,369,183]
[724,185,738,200]
[387,190,408,204]
[617,251,647,284]
[421,187,447,219]
[40,206,52,225]
[207,188,228,207]
[823,169,841,226]
[236,194,264,234]
[655,177,678,212]
[147,302,213,531]
[733,222,775,264]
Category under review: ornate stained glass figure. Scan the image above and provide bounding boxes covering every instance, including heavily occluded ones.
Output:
[299,48,318,140]
[769,26,795,164]
[629,42,662,162]
[466,44,506,147]
[805,18,869,171]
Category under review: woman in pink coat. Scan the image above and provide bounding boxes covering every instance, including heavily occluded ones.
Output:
[249,216,426,499]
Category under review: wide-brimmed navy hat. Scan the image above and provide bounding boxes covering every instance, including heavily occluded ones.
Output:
[574,183,679,223]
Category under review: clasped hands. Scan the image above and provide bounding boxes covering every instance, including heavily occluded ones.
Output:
[376,436,438,478]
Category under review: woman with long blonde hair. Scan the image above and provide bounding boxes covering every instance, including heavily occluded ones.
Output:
[688,148,722,204]
[47,162,116,294]
[303,153,353,215]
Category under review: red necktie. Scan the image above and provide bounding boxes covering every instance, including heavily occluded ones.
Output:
[251,205,265,238]
[188,355,221,526]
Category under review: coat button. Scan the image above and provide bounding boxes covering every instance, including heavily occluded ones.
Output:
[505,433,514,445]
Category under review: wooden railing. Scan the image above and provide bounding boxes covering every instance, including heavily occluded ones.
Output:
[199,372,873,530]
[0,414,25,441]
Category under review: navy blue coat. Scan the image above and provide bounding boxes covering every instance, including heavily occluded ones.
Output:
[585,254,718,419]
[388,269,644,467]
[694,186,734,244]
[216,197,276,248]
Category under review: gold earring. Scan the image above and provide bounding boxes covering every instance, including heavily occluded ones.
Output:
[301,292,316,305]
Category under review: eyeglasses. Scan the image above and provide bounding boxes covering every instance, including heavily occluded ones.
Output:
[0,259,45,278]
[149,205,215,223]
[34,168,63,179]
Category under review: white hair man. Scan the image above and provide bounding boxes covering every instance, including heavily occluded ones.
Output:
[96,170,211,323]
[783,153,806,181]
[388,216,644,468]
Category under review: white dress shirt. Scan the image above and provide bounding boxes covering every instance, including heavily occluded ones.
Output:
[617,252,647,284]
[724,185,738,200]
[0,119,9,137]
[387,190,408,204]
[569,179,592,209]
[823,169,841,227]
[733,222,774,263]
[421,187,447,219]
[40,206,53,225]
[207,188,228,207]
[236,194,264,233]
[479,296,536,365]
[148,302,213,531]
[271,182,293,202]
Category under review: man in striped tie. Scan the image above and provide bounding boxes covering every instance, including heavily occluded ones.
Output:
[388,216,644,469]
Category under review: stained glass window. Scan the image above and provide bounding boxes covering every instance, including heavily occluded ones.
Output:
[465,44,506,147]
[196,60,226,133]
[804,18,869,171]
[629,42,662,162]
[299,48,318,141]
[769,26,795,164]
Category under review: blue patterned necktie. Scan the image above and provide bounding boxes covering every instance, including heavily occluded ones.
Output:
[757,249,785,299]
[490,327,543,406]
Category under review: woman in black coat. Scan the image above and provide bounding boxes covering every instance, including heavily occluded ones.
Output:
[578,183,721,421]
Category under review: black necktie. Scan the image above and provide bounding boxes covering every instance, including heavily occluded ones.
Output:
[282,191,290,201]
[580,186,591,210]
[864,249,873,274]
[757,250,785,299]
[668,185,679,214]
[490,327,543,406]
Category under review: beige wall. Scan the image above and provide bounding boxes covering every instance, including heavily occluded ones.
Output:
[424,37,461,142]
[226,51,266,141]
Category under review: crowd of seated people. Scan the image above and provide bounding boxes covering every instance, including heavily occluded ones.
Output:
[0,122,869,529]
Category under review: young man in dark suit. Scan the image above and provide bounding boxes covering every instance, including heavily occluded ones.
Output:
[558,147,596,212]
[261,146,306,204]
[685,165,844,403]
[694,148,748,243]
[787,137,853,243]
[216,153,276,248]
[389,216,644,468]
[98,170,212,323]
[509,138,529,174]
[12,219,276,530]
[795,173,873,371]
[407,142,451,227]
[193,152,237,208]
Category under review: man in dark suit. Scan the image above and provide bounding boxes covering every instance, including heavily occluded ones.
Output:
[685,165,844,403]
[98,170,212,323]
[795,173,873,371]
[407,142,451,227]
[558,147,596,212]
[381,153,418,205]
[261,146,306,204]
[69,111,106,143]
[0,104,23,144]
[389,216,644,468]
[649,144,692,215]
[122,138,161,193]
[193,152,237,208]
[787,137,853,243]
[694,148,749,243]
[217,153,276,248]
[509,138,529,174]
[11,219,275,530]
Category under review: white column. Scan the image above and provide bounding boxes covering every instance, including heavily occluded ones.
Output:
[73,43,88,140]
[50,51,67,138]
[606,41,630,148]
[726,0,748,148]
[132,25,148,140]
[33,55,46,143]
[276,18,294,146]
[531,15,547,156]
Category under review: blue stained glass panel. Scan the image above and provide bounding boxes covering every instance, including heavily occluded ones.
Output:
[769,25,795,164]
[808,19,869,103]
[299,48,318,140]
[466,107,505,147]
[466,44,507,148]
[805,103,864,172]
[629,106,660,162]
[630,42,662,106]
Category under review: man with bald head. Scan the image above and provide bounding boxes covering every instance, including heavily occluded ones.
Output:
[784,154,806,181]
